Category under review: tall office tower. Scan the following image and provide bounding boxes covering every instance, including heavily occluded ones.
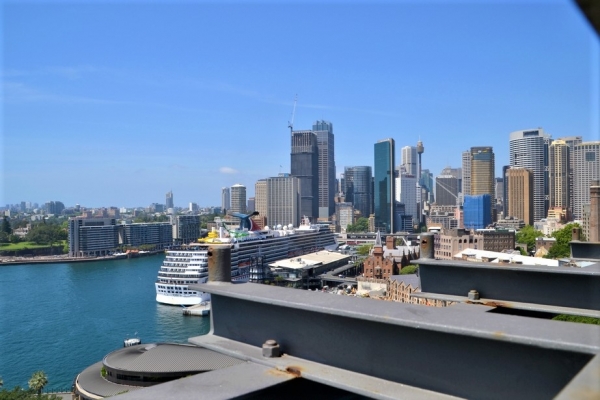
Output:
[401,146,418,176]
[506,167,534,226]
[291,129,319,221]
[573,141,600,219]
[509,129,551,222]
[549,140,570,215]
[463,194,492,230]
[266,175,300,227]
[436,167,460,206]
[502,166,510,215]
[395,169,418,225]
[344,166,373,219]
[374,138,396,233]
[313,120,336,220]
[230,184,247,214]
[416,140,425,226]
[247,197,255,213]
[254,180,268,221]
[495,178,504,216]
[557,136,582,218]
[421,169,435,203]
[165,191,174,210]
[470,146,495,220]
[461,151,471,203]
[221,187,230,213]
[336,202,354,232]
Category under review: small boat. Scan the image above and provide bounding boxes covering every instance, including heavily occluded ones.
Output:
[124,336,141,347]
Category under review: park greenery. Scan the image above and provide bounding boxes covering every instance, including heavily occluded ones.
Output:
[399,264,418,275]
[0,371,60,399]
[544,223,585,259]
[515,225,543,254]
[346,217,369,233]
[552,314,600,325]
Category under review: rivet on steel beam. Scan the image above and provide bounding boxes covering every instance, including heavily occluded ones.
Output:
[468,290,480,301]
[262,339,281,358]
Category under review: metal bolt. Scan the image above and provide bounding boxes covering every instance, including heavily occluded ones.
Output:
[262,339,281,358]
[468,290,480,301]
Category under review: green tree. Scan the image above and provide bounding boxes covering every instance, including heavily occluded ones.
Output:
[515,225,543,253]
[346,218,369,233]
[27,371,47,396]
[356,244,373,256]
[545,223,584,259]
[400,264,418,275]
[1,217,12,235]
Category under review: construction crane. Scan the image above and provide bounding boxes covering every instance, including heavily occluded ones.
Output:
[288,94,297,134]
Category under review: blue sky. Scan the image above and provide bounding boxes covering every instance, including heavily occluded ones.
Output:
[2,0,598,208]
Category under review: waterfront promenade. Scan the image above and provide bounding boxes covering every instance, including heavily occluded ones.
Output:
[0,251,162,266]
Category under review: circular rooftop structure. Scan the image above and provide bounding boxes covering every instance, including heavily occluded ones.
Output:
[75,343,244,399]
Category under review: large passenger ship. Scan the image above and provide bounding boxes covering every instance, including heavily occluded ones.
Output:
[155,213,338,305]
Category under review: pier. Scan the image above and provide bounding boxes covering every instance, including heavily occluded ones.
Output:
[182,302,211,316]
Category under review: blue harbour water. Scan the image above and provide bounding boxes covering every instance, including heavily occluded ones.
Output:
[0,255,210,390]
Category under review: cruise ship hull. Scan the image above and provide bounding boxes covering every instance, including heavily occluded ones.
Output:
[156,292,210,306]
[155,221,337,306]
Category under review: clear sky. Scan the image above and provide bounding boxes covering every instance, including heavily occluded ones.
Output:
[2,0,598,209]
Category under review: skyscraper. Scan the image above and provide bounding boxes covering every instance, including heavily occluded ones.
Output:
[509,129,551,222]
[401,146,417,176]
[461,150,471,204]
[313,120,336,220]
[436,168,460,206]
[290,129,319,221]
[549,140,570,215]
[395,170,418,225]
[463,194,492,230]
[506,167,534,226]
[266,175,300,227]
[221,187,230,213]
[573,141,600,219]
[557,136,582,218]
[165,191,174,210]
[254,180,267,221]
[470,146,495,221]
[374,138,395,233]
[344,166,373,219]
[230,184,246,214]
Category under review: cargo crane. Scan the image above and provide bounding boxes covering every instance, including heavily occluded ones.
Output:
[287,94,297,134]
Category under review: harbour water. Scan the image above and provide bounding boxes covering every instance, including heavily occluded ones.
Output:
[0,255,210,391]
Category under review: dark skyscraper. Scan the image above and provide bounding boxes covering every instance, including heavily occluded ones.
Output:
[344,166,373,219]
[291,129,319,221]
[313,120,336,220]
[374,138,395,233]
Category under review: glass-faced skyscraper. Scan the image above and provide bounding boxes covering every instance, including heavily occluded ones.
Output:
[291,129,319,221]
[470,146,495,221]
[509,129,551,222]
[401,146,417,176]
[313,120,336,220]
[374,138,395,233]
[344,166,373,219]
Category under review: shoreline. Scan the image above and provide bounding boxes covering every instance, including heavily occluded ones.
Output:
[0,251,163,266]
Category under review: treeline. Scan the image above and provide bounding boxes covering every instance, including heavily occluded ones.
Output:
[1,217,67,246]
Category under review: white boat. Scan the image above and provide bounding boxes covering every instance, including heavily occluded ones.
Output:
[155,213,338,306]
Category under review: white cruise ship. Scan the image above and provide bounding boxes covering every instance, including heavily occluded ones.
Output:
[155,213,338,306]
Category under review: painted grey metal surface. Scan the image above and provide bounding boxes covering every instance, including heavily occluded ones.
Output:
[192,280,599,400]
[116,362,294,400]
[417,258,600,311]
[412,291,600,319]
[115,246,600,399]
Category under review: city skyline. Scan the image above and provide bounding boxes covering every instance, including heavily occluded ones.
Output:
[3,1,599,208]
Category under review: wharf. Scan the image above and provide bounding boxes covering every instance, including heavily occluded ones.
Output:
[183,302,211,316]
[0,250,163,266]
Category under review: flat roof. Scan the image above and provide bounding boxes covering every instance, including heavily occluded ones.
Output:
[269,250,350,270]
